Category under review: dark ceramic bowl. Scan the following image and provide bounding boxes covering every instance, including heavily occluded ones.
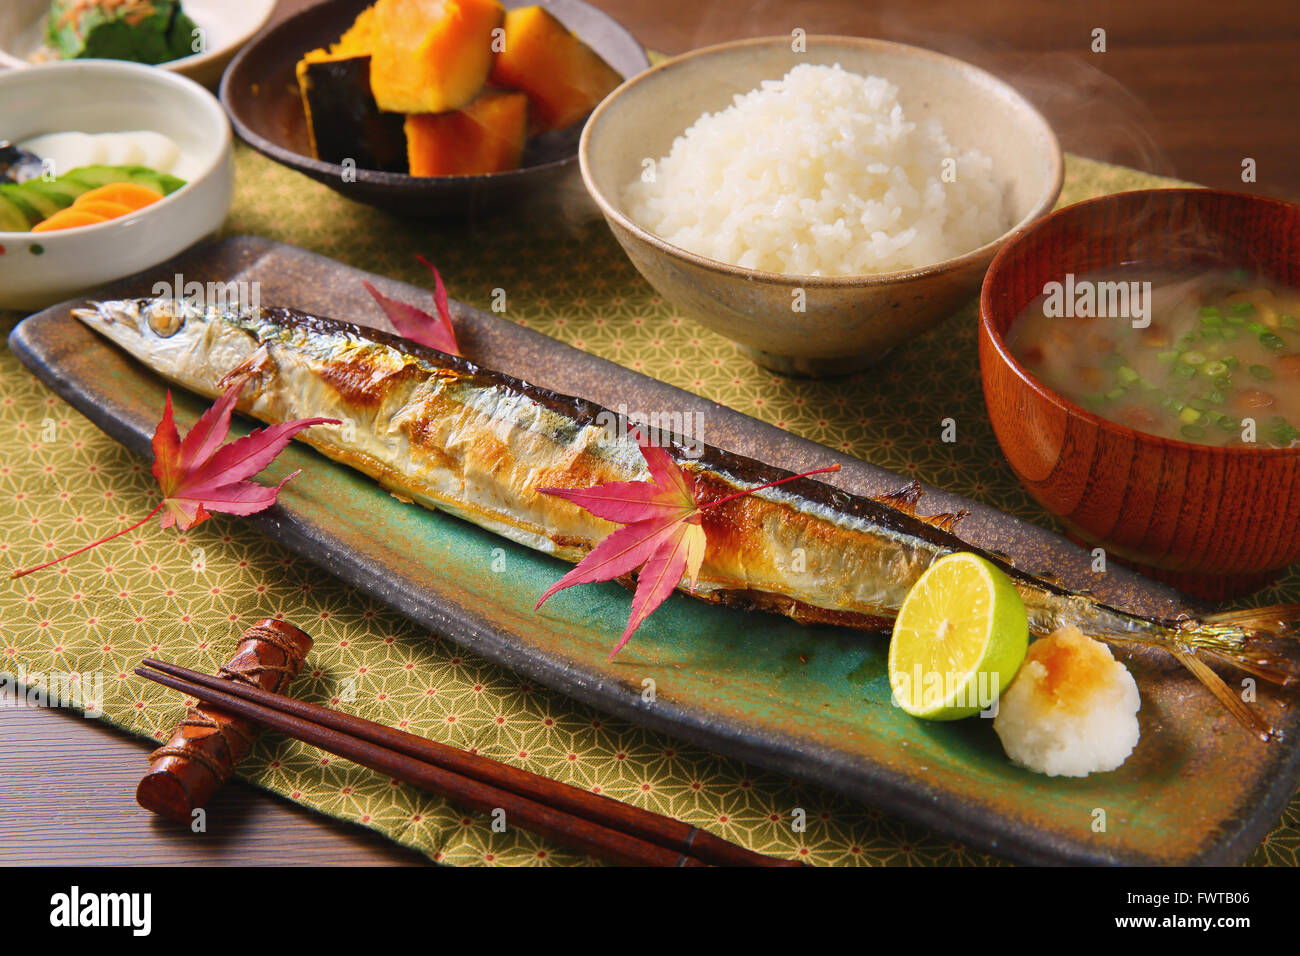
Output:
[979,188,1300,600]
[219,0,648,217]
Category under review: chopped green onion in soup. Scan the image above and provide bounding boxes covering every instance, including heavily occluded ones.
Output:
[1008,266,1300,448]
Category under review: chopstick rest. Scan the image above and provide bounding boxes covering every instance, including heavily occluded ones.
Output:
[135,619,314,824]
[136,656,806,866]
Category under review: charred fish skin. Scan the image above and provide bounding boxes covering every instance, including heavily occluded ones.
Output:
[71,298,1300,692]
[74,297,951,626]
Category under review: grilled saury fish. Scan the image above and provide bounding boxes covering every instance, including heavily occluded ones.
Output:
[74,297,1300,735]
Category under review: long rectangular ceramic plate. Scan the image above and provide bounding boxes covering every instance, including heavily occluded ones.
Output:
[11,236,1300,865]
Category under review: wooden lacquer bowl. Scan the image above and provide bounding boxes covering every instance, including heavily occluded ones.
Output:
[979,189,1300,600]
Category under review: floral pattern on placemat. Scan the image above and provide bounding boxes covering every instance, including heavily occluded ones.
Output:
[1,145,1295,866]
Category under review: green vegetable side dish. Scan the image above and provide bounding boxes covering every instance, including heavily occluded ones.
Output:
[44,0,198,66]
[0,165,186,233]
[1008,265,1300,448]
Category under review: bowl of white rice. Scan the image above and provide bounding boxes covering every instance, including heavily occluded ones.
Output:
[580,36,1062,375]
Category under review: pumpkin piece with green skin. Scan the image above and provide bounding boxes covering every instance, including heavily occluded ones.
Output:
[296,49,409,172]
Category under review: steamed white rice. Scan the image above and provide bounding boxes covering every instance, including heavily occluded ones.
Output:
[993,626,1141,778]
[624,63,1009,276]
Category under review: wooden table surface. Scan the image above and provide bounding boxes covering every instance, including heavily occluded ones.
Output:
[4,0,1298,867]
[615,0,1300,203]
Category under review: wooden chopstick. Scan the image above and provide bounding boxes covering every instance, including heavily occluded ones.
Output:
[136,663,701,867]
[137,658,802,867]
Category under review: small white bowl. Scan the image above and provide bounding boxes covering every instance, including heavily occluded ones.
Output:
[0,0,275,89]
[0,59,233,312]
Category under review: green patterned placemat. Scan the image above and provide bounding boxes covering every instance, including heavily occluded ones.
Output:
[2,143,1297,866]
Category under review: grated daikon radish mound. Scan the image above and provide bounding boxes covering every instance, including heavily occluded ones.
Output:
[994,626,1141,778]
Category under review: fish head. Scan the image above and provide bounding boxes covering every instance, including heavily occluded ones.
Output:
[71,297,207,380]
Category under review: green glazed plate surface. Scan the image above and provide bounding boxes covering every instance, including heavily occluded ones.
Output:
[11,236,1300,865]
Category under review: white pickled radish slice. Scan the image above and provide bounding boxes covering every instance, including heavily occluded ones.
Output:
[127,131,180,173]
[96,133,146,167]
[16,131,101,177]
[14,130,183,177]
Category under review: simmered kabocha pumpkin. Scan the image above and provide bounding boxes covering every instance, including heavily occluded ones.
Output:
[488,5,622,133]
[290,0,621,177]
[405,90,527,176]
[336,2,381,52]
[365,0,505,114]
[296,49,408,172]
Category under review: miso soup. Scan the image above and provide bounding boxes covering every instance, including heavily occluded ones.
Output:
[1007,266,1300,448]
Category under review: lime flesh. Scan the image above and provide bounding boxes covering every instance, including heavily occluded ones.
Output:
[888,552,1029,720]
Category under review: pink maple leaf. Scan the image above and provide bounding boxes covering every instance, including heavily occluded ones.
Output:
[362,255,460,355]
[536,432,839,659]
[11,375,338,578]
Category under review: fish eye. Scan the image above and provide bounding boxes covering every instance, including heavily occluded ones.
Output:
[144,299,185,338]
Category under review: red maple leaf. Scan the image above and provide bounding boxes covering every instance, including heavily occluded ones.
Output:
[362,255,460,355]
[11,376,338,578]
[536,434,839,659]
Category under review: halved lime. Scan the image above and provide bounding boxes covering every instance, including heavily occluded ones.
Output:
[888,552,1029,720]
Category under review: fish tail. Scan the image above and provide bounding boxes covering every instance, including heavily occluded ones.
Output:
[1072,599,1300,740]
[1155,603,1300,741]
[1170,603,1300,689]
[1168,646,1275,741]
